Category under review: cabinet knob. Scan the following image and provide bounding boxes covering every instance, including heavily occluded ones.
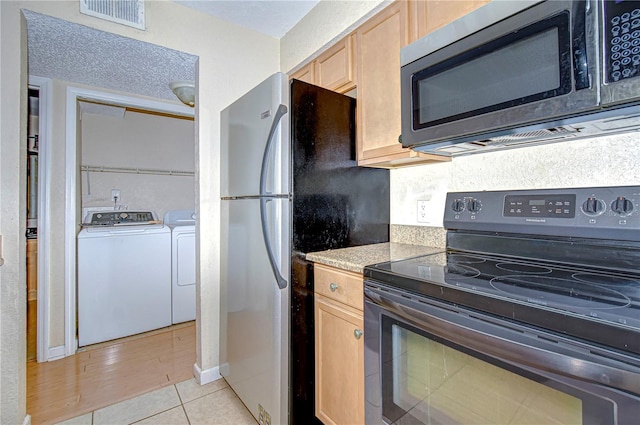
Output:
[354,329,363,339]
[329,282,339,292]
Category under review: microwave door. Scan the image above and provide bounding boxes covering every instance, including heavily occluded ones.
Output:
[401,0,599,149]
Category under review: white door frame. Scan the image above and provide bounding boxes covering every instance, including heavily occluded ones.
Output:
[63,87,194,357]
[28,76,53,362]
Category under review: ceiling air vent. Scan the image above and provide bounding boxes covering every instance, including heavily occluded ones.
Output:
[80,0,145,30]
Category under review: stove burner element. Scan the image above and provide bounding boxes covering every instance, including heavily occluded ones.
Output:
[573,273,640,287]
[445,254,485,278]
[448,254,487,264]
[490,275,632,310]
[495,262,553,274]
[445,263,481,278]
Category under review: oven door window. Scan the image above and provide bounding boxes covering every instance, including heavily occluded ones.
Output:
[412,11,572,129]
[380,315,612,425]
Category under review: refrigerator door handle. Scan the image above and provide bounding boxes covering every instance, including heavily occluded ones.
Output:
[259,104,288,197]
[260,197,288,289]
[259,103,288,290]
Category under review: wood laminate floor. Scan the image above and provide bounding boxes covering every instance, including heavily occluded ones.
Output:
[27,322,198,425]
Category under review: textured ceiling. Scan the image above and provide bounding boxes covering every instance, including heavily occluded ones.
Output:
[24,2,318,103]
[24,10,198,103]
[175,0,320,39]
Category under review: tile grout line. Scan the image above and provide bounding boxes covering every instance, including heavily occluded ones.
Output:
[174,383,192,425]
[126,385,183,425]
[59,378,235,425]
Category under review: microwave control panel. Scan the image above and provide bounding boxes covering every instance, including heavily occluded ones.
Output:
[603,0,640,83]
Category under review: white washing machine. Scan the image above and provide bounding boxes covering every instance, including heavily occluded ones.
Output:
[164,210,196,324]
[77,210,171,346]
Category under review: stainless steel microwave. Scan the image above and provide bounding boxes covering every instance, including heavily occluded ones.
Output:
[400,0,640,156]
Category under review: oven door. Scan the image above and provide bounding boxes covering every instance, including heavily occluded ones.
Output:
[364,283,640,425]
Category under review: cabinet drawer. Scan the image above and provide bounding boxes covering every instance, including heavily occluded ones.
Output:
[314,264,363,311]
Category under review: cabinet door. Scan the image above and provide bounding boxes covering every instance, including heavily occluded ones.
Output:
[314,263,363,310]
[315,294,364,425]
[315,34,356,93]
[410,0,490,41]
[290,62,315,84]
[356,2,449,168]
[356,1,408,165]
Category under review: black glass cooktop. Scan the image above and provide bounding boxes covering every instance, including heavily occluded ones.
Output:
[365,251,640,354]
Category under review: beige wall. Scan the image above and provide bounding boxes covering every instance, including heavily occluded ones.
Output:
[281,0,388,73]
[0,4,29,424]
[1,0,279,422]
[81,110,196,219]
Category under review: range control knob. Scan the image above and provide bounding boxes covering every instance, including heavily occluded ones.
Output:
[611,196,634,215]
[120,212,129,219]
[467,198,482,214]
[451,199,465,213]
[582,197,605,216]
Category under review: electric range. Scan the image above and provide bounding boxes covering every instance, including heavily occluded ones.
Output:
[365,185,640,355]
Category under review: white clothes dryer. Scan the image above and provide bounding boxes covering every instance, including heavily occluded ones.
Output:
[164,210,196,324]
[77,210,171,346]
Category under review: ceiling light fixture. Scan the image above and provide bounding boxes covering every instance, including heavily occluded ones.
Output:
[170,81,195,107]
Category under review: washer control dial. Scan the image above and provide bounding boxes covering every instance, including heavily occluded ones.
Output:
[611,196,634,216]
[582,197,605,216]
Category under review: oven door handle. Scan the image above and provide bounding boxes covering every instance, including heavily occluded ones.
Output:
[365,288,640,395]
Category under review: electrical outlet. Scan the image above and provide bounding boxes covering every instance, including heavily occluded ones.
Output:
[111,189,121,203]
[417,200,429,223]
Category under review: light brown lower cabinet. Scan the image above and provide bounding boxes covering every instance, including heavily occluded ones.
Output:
[315,293,364,425]
[314,264,364,424]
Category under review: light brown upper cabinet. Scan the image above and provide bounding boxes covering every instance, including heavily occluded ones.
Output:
[289,61,315,85]
[356,2,449,168]
[315,34,357,93]
[409,0,491,41]
[289,34,356,94]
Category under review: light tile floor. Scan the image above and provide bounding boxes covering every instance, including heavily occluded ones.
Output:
[55,378,258,425]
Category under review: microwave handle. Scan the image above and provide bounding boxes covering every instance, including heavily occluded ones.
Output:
[573,0,591,90]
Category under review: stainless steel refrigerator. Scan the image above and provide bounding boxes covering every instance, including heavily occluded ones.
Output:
[220,73,389,425]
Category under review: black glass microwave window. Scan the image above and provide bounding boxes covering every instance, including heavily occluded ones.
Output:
[412,12,572,129]
[380,315,614,424]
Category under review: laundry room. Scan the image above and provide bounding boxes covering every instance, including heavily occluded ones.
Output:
[77,101,197,346]
[79,101,195,218]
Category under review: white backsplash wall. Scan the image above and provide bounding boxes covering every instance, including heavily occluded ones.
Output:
[391,132,640,227]
[81,109,195,220]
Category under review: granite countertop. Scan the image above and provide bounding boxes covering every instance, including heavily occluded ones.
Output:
[306,242,443,274]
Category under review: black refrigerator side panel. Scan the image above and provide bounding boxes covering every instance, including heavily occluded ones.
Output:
[289,79,390,425]
[291,79,390,253]
[290,252,321,425]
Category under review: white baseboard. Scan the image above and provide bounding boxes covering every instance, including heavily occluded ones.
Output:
[48,345,66,361]
[22,414,32,425]
[193,362,221,385]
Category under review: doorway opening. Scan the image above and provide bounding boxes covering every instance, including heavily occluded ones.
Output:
[23,9,197,361]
